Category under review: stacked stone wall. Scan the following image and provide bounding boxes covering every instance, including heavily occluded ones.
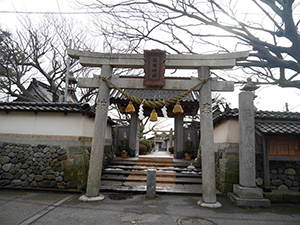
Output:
[268,161,300,190]
[217,145,300,194]
[0,141,114,191]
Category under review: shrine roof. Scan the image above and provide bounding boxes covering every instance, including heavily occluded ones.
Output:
[110,89,199,117]
[110,89,199,103]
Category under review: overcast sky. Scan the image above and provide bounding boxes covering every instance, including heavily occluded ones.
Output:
[1,0,300,112]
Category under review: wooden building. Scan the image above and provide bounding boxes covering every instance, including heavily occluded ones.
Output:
[214,109,300,192]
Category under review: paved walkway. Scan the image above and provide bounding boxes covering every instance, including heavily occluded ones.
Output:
[0,190,299,225]
[139,150,174,158]
[123,157,176,187]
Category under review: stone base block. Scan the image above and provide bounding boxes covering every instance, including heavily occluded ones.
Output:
[228,192,271,208]
[197,200,222,208]
[233,184,263,199]
[79,194,105,202]
[264,190,300,203]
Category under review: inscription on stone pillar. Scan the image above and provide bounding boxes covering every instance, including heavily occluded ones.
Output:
[99,99,107,108]
[239,91,256,187]
[202,103,212,115]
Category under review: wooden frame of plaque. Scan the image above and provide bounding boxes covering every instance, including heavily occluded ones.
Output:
[144,49,166,87]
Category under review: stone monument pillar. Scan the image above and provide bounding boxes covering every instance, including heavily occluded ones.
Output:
[146,169,157,198]
[229,79,270,207]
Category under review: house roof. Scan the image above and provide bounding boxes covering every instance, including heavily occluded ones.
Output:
[214,109,300,135]
[24,78,54,102]
[16,78,77,103]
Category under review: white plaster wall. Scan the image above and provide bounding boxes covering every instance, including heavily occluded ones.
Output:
[214,119,239,143]
[0,111,95,138]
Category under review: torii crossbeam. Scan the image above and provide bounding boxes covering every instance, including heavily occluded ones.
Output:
[68,49,249,208]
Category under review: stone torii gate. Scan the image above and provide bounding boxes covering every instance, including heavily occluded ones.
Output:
[68,49,249,207]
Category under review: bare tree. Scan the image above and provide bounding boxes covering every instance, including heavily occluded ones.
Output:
[0,28,34,101]
[0,16,94,102]
[140,117,170,138]
[79,0,300,89]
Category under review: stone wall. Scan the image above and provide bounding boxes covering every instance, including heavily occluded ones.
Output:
[216,143,300,194]
[216,143,239,194]
[268,161,300,190]
[0,141,114,191]
[103,145,115,169]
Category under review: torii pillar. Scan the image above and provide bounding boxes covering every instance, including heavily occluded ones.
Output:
[197,67,221,208]
[79,65,112,201]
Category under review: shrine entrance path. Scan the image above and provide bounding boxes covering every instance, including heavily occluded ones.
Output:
[101,152,221,195]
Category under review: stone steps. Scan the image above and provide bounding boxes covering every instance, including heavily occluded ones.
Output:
[103,170,201,179]
[102,174,202,184]
[103,170,201,177]
[101,156,204,194]
[109,157,201,168]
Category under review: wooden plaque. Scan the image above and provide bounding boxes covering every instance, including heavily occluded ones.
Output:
[268,135,300,157]
[144,50,166,87]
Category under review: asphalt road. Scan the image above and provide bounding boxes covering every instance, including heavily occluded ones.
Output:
[0,190,299,225]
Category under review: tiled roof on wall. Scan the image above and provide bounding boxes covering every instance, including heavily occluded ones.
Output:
[214,108,300,121]
[214,108,300,134]
[255,110,300,120]
[255,122,300,134]
[0,102,94,117]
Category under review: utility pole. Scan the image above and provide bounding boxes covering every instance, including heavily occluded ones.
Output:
[64,39,72,102]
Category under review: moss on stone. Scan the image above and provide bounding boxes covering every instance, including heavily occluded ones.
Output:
[219,169,239,183]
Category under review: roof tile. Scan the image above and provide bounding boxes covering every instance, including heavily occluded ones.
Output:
[110,89,199,103]
[0,102,94,117]
[214,108,300,134]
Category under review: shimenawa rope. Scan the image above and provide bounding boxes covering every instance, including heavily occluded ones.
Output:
[100,75,211,108]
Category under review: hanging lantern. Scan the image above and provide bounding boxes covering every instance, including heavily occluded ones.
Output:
[125,101,135,114]
[172,101,184,114]
[150,108,158,121]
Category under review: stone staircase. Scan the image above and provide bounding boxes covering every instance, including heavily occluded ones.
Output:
[100,156,204,194]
